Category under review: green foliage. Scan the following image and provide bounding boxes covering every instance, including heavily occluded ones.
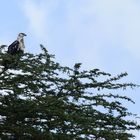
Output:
[0,45,139,140]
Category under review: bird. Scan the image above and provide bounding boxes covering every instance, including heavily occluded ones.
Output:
[7,33,27,55]
[0,33,27,75]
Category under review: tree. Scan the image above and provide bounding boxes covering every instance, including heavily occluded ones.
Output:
[0,45,139,140]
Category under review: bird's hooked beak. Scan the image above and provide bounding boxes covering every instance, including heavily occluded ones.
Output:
[22,33,27,36]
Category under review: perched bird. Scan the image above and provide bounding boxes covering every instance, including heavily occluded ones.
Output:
[7,33,27,55]
[0,33,27,74]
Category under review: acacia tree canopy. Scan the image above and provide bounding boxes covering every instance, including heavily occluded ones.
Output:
[0,45,139,140]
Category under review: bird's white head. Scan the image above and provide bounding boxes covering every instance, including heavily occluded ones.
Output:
[17,33,27,43]
[18,33,27,38]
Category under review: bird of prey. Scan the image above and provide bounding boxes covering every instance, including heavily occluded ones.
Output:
[7,33,27,55]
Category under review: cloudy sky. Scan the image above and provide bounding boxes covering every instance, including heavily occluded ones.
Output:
[0,0,140,139]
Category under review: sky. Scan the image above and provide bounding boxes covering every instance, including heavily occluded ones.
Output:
[0,0,140,139]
